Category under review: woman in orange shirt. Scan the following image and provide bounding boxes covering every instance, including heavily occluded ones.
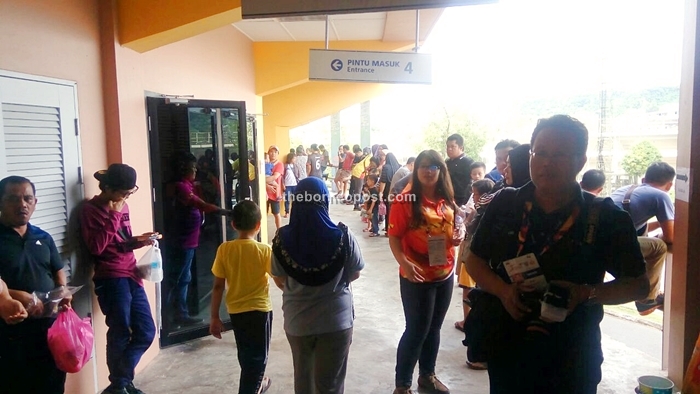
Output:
[388,150,457,394]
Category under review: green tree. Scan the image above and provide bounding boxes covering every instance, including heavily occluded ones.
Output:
[419,108,486,161]
[621,141,662,182]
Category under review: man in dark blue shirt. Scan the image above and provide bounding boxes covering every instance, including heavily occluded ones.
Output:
[466,116,648,394]
[0,175,71,394]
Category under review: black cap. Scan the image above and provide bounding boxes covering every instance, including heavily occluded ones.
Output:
[94,163,137,190]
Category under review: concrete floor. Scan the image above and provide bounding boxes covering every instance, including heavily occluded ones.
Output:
[134,199,666,394]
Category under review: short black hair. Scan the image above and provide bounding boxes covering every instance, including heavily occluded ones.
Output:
[353,145,362,154]
[342,145,350,151]
[494,139,520,151]
[319,144,325,150]
[470,161,486,171]
[472,179,495,195]
[406,157,416,165]
[231,200,261,231]
[447,134,464,149]
[0,176,36,200]
[367,174,379,184]
[531,115,588,156]
[171,152,197,178]
[580,169,606,191]
[310,143,319,151]
[379,144,388,150]
[644,162,676,184]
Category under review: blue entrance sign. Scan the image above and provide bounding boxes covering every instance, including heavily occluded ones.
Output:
[309,49,431,84]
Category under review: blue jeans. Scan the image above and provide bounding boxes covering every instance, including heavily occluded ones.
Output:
[230,311,272,394]
[94,278,156,389]
[395,274,454,388]
[284,185,296,214]
[167,247,196,318]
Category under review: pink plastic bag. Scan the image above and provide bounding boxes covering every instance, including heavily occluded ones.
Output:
[47,307,94,373]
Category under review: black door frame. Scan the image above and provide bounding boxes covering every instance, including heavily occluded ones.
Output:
[146,96,251,346]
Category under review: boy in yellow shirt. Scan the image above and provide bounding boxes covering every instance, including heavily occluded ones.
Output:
[209,200,272,394]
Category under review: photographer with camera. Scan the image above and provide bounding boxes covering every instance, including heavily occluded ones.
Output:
[464,115,649,394]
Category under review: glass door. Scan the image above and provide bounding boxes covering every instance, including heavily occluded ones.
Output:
[146,97,255,346]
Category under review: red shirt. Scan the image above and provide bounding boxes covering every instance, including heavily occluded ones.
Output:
[266,161,284,201]
[388,194,455,282]
[342,152,355,171]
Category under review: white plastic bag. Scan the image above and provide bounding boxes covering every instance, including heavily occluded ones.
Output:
[136,241,163,283]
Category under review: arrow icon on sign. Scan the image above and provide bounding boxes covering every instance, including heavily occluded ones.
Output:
[677,174,688,182]
[331,59,343,71]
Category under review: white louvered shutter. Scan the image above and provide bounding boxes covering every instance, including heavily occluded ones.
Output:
[2,104,68,251]
[0,74,81,257]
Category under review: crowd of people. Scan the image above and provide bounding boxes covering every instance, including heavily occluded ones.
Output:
[0,113,677,394]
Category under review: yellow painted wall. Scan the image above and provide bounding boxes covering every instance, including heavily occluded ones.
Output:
[117,0,242,52]
[254,40,414,96]
[255,40,410,155]
[262,81,390,154]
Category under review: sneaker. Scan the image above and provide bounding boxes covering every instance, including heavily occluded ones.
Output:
[173,316,204,326]
[417,373,450,394]
[101,387,128,394]
[125,383,146,394]
[636,295,663,316]
[392,387,414,394]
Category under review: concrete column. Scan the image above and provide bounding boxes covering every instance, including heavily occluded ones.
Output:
[360,100,371,149]
[331,112,341,166]
[668,0,700,384]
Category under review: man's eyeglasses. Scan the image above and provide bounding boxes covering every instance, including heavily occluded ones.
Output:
[530,150,576,162]
[419,165,440,172]
[118,185,139,199]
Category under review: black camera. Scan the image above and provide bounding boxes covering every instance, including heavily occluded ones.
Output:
[521,283,570,341]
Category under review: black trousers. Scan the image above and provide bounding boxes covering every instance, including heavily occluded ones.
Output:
[230,310,273,394]
[0,318,66,394]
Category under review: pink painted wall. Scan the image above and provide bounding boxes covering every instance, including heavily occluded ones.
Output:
[0,0,258,392]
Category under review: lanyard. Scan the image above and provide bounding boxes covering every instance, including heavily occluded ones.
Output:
[516,200,580,257]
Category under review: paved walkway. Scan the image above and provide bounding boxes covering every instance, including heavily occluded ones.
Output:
[134,200,666,393]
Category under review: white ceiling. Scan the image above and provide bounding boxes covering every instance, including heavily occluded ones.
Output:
[232,9,443,42]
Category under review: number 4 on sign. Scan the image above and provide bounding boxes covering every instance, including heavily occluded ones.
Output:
[404,62,413,74]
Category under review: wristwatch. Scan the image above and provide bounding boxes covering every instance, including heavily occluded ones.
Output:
[584,284,597,304]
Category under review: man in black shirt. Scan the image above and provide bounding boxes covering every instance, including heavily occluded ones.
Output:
[445,134,474,207]
[465,115,648,394]
[0,176,71,394]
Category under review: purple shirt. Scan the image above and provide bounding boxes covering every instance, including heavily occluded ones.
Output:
[171,180,214,248]
[80,197,144,284]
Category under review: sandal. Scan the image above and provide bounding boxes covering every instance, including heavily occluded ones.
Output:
[454,320,465,332]
[369,233,381,237]
[258,376,272,394]
[363,228,371,232]
[466,361,488,371]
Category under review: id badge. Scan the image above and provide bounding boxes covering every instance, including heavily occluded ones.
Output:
[502,252,547,291]
[428,234,448,266]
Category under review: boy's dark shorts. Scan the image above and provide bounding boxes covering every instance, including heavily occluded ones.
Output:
[267,200,280,215]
